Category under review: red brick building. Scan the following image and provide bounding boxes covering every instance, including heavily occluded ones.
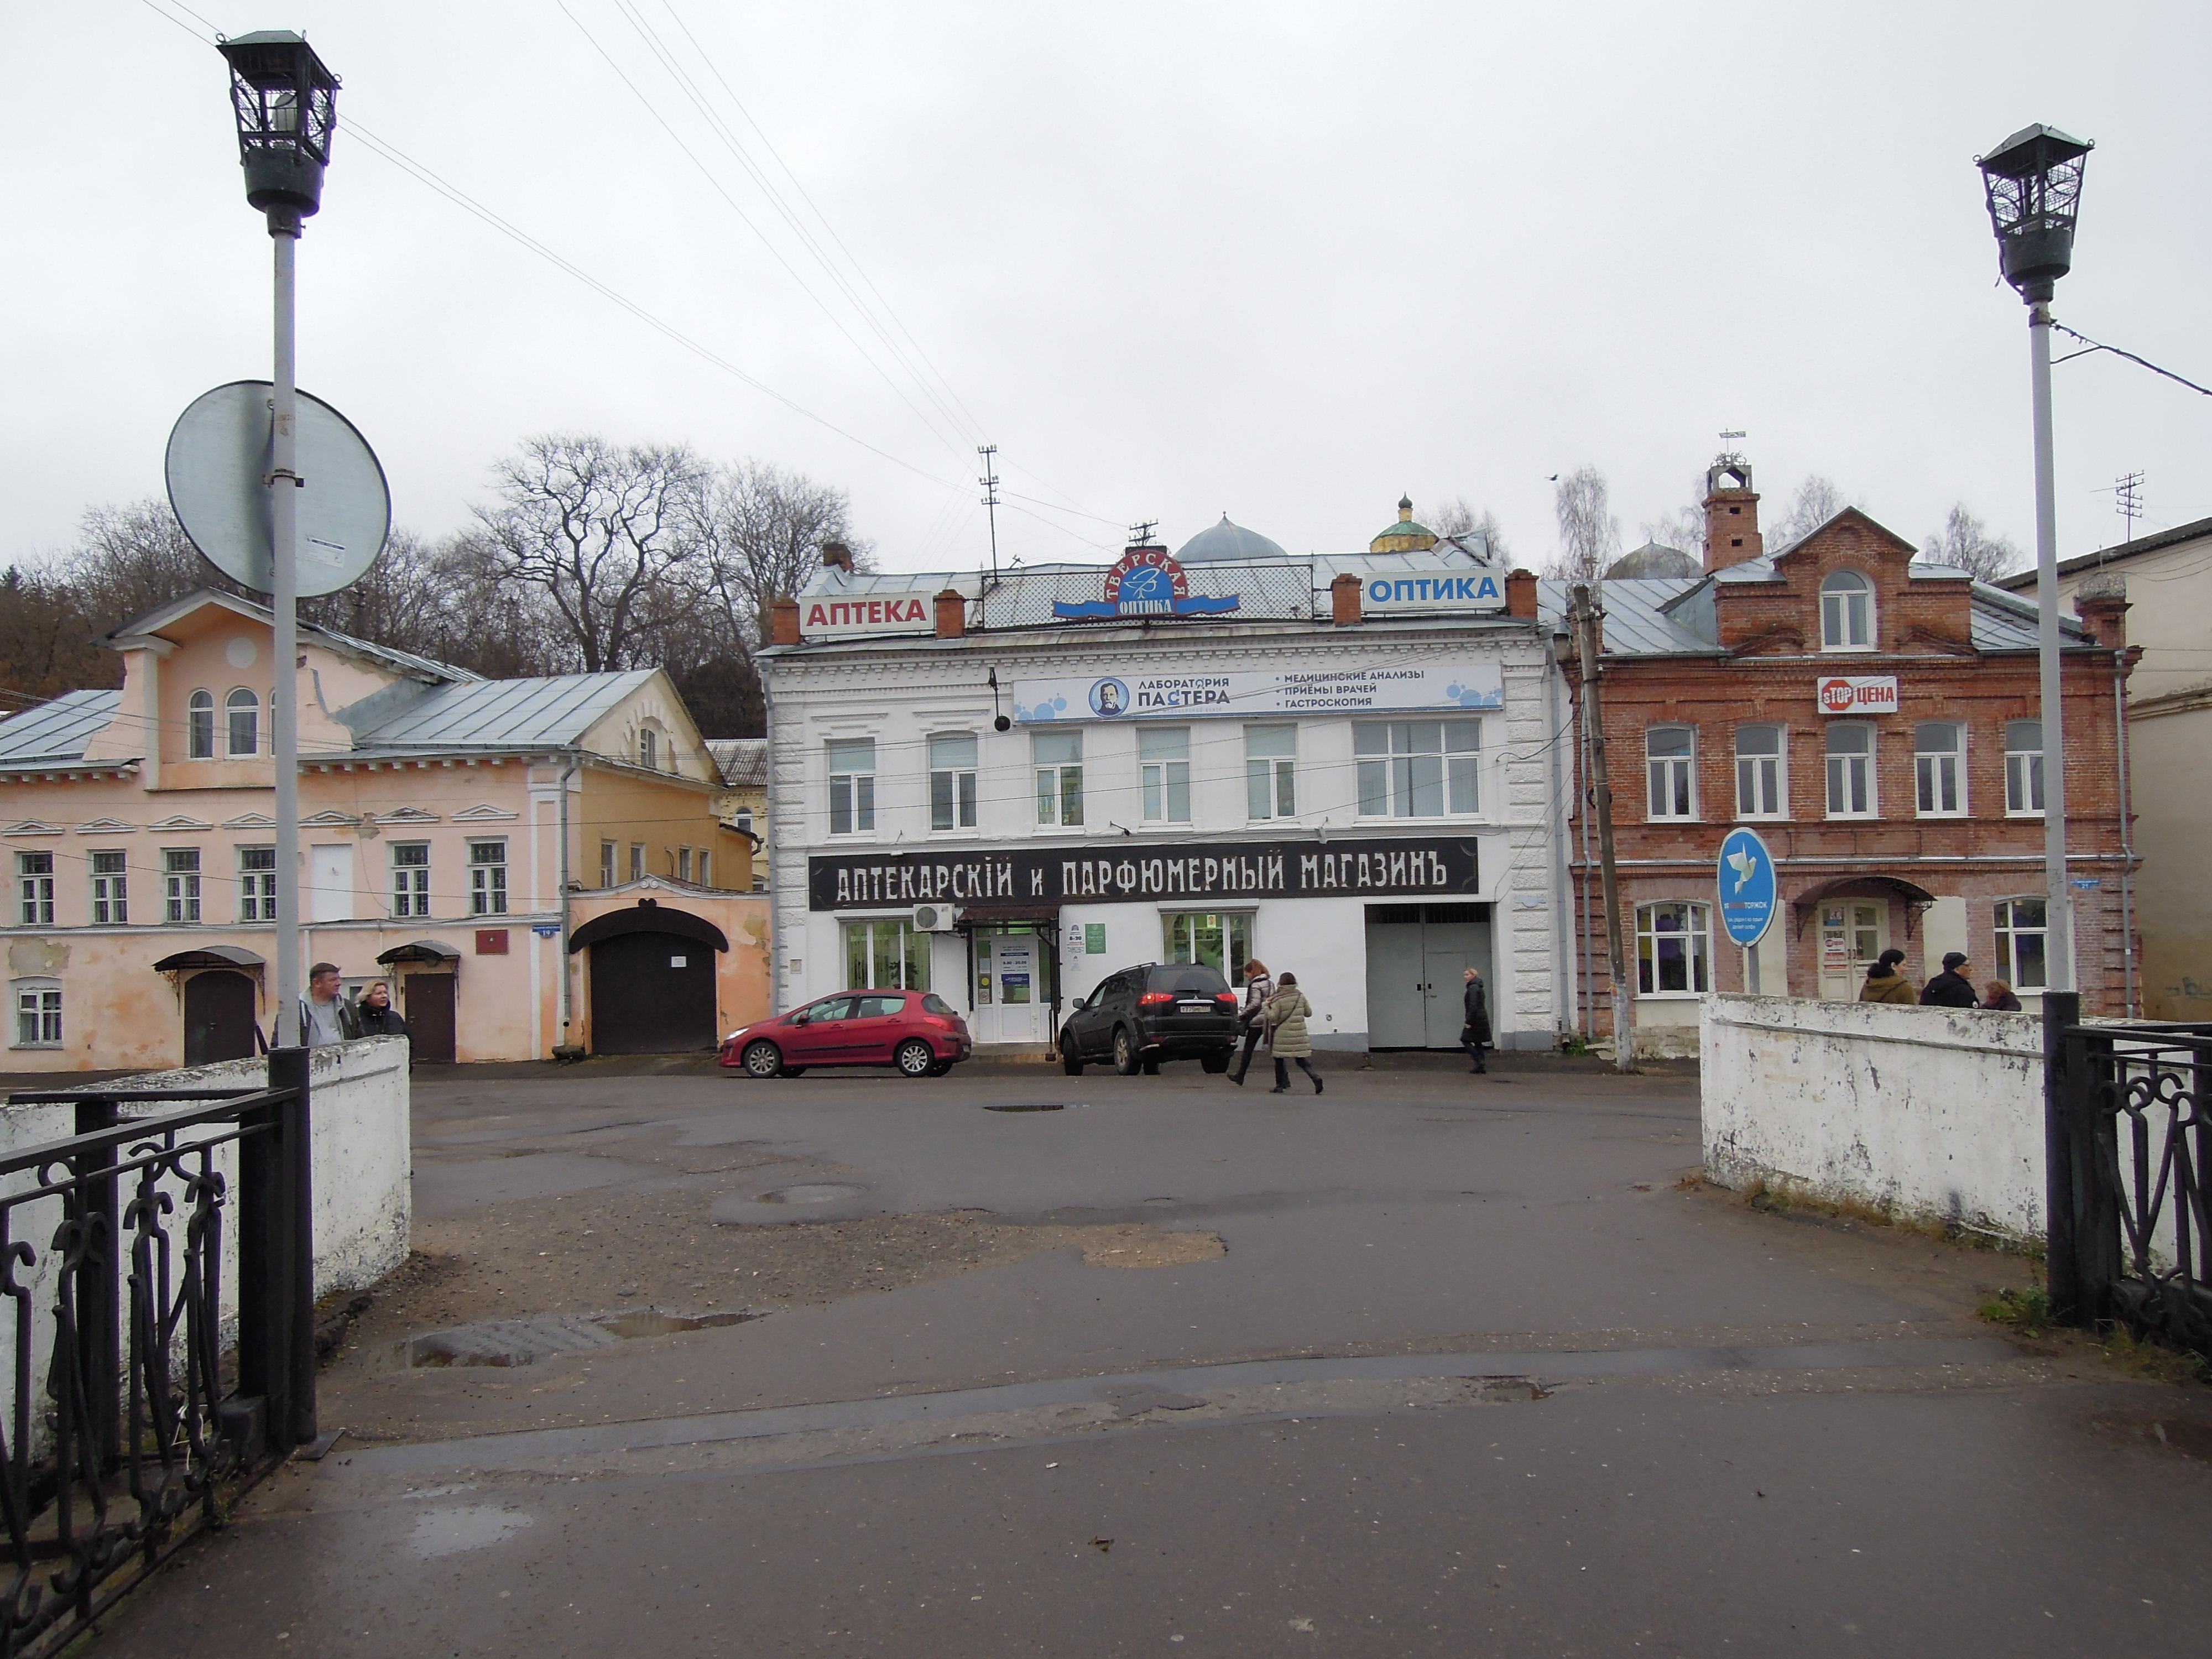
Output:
[1546,457,2135,1051]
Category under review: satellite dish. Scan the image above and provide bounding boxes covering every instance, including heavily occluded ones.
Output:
[165,381,391,598]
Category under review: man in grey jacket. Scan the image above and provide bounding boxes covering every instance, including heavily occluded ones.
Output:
[299,962,363,1048]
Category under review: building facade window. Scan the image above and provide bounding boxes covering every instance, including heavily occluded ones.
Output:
[1995,897,2048,990]
[187,690,215,758]
[1646,726,1695,820]
[1734,724,1785,818]
[827,738,876,836]
[238,846,277,922]
[225,687,259,757]
[163,849,201,923]
[393,842,431,917]
[842,917,930,990]
[1140,727,1192,823]
[468,839,508,916]
[2005,720,2045,815]
[13,981,62,1048]
[1819,569,1874,650]
[677,846,693,883]
[89,849,128,925]
[639,726,659,770]
[1244,725,1297,821]
[1824,722,1876,817]
[629,843,645,882]
[1163,912,1251,982]
[928,733,979,831]
[16,852,54,926]
[1355,720,1480,818]
[1636,901,1712,995]
[1034,729,1083,827]
[599,839,616,888]
[1916,722,1965,816]
[698,851,711,888]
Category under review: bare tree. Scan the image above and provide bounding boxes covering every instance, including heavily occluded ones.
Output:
[473,434,714,672]
[1427,497,1510,562]
[0,565,114,701]
[1550,466,1619,584]
[1769,475,1851,550]
[702,459,872,630]
[1921,504,2025,582]
[62,499,247,633]
[1638,504,1704,561]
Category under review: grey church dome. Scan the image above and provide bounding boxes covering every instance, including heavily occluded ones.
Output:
[1173,514,1289,564]
[1605,541,1701,580]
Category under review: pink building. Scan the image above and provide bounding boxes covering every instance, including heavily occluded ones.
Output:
[3,591,769,1070]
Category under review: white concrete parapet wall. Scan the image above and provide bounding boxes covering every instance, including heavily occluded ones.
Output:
[1700,994,2044,1240]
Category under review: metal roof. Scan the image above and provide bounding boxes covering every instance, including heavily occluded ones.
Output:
[1994,515,2212,588]
[0,690,124,765]
[1534,575,2091,656]
[349,670,658,750]
[706,738,766,787]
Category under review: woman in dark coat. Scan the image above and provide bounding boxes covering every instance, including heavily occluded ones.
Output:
[357,980,410,1039]
[1461,967,1491,1074]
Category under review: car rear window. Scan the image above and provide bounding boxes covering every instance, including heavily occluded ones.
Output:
[922,993,957,1016]
[1148,966,1229,995]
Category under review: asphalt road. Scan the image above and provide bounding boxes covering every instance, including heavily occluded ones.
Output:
[95,1054,2212,1657]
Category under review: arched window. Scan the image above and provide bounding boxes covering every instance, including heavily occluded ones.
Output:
[1820,569,1874,650]
[225,688,259,757]
[639,725,659,769]
[187,690,215,758]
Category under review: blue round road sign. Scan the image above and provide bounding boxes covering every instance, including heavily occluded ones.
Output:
[1717,826,1777,948]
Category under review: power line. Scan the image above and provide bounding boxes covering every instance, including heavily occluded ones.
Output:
[2053,323,2212,399]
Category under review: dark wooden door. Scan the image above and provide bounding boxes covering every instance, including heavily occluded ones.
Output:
[404,973,456,1063]
[182,971,257,1066]
[589,932,717,1053]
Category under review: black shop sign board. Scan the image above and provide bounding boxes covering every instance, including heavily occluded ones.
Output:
[808,834,1480,911]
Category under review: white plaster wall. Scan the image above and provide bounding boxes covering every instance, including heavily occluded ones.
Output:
[1700,993,2045,1238]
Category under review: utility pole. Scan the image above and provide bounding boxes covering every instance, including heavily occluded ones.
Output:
[978,444,1002,583]
[2113,471,2143,543]
[1573,585,1634,1072]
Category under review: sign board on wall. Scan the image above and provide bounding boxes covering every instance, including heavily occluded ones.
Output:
[1816,675,1898,714]
[1360,570,1507,614]
[799,592,936,639]
[1715,826,1777,948]
[1014,664,1504,723]
[1052,547,1239,620]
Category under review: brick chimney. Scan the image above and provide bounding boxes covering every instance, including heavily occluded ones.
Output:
[2075,571,2129,650]
[1702,458,1763,573]
[933,588,967,638]
[1329,572,1363,625]
[768,597,801,646]
[820,541,854,574]
[1505,568,1540,619]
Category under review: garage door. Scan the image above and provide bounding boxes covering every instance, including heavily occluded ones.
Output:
[589,930,717,1053]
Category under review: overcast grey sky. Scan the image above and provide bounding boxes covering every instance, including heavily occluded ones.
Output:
[4,1,2207,578]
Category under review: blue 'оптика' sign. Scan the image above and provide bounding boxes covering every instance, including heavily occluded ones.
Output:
[1717,826,1777,948]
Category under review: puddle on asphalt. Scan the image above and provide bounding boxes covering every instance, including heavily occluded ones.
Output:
[984,1103,1070,1113]
[758,1183,868,1204]
[409,1504,532,1558]
[407,1307,768,1368]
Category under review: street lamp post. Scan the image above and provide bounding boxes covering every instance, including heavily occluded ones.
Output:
[1978,123,2093,997]
[217,31,340,1047]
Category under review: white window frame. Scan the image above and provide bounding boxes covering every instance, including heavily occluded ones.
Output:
[238,845,278,922]
[1354,719,1481,820]
[599,839,617,888]
[1734,724,1786,820]
[16,852,54,926]
[225,686,259,757]
[1824,722,1877,818]
[1244,725,1297,822]
[89,849,128,925]
[698,850,711,889]
[187,689,215,759]
[468,838,508,916]
[162,848,201,924]
[928,733,980,833]
[1636,901,1712,997]
[842,917,931,990]
[1033,729,1084,829]
[2005,721,2046,816]
[827,738,877,837]
[1139,727,1192,825]
[629,842,645,883]
[12,979,62,1049]
[639,724,659,770]
[1645,726,1697,821]
[677,846,693,883]
[1819,569,1876,651]
[393,841,431,918]
[1915,722,1966,818]
[1995,897,2049,991]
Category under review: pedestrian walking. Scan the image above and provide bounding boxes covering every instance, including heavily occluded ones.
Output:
[1981,980,2023,1012]
[1460,967,1491,1073]
[299,961,362,1047]
[1919,951,1979,1008]
[1226,957,1274,1087]
[1264,972,1323,1095]
[1858,947,1917,1005]
[358,980,410,1039]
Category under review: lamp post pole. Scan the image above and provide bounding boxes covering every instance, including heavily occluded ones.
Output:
[2027,298,2073,994]
[270,210,303,1044]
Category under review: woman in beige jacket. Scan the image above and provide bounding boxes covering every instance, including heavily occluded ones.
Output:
[1263,972,1324,1095]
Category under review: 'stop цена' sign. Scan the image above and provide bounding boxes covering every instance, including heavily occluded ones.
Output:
[1816,675,1898,714]
[799,592,936,639]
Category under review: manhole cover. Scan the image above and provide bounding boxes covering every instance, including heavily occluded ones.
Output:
[984,1103,1069,1113]
[407,1307,768,1368]
[759,1182,868,1204]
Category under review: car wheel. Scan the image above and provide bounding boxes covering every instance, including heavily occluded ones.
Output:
[895,1039,936,1078]
[1113,1029,1140,1076]
[1061,1036,1085,1077]
[926,1058,952,1077]
[1141,1057,1161,1076]
[742,1040,784,1079]
[1199,1051,1229,1074]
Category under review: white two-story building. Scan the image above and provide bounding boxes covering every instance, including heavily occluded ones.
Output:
[760,504,1573,1053]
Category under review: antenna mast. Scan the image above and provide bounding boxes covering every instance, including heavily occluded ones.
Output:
[978,445,1002,586]
[2113,471,2143,543]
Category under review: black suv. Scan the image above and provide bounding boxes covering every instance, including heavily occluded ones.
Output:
[1060,963,1240,1076]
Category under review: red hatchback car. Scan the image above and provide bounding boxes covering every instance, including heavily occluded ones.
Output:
[721,990,972,1079]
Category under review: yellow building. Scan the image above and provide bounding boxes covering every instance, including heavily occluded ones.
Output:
[706,738,768,885]
[3,590,768,1070]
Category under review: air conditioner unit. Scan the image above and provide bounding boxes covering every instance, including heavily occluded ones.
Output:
[912,902,957,933]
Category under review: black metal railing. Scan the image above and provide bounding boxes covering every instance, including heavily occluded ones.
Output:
[0,1048,315,1656]
[2044,992,2212,1354]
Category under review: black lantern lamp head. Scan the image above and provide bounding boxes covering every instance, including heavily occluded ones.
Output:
[217,30,340,227]
[1976,123,2093,304]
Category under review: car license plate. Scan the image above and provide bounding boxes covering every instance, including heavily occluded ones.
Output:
[1178,1000,1214,1014]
